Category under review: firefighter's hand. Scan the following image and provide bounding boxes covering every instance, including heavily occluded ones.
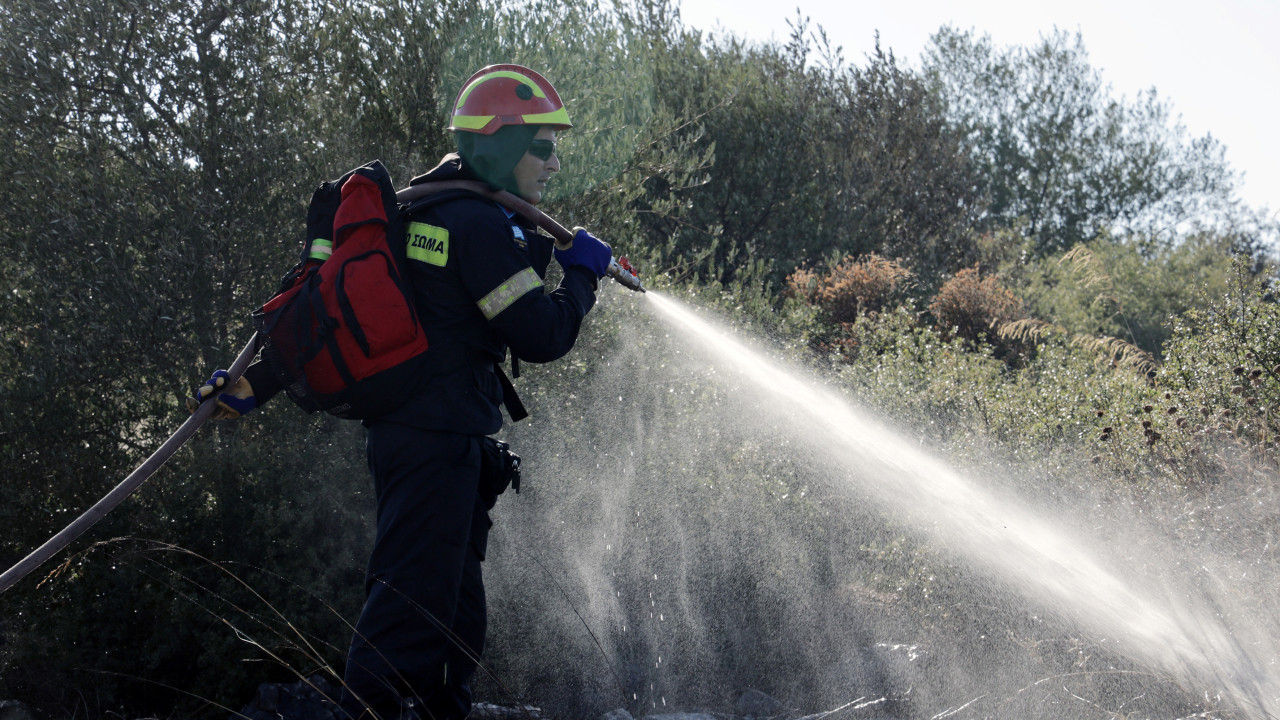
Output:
[554,228,612,279]
[186,370,256,419]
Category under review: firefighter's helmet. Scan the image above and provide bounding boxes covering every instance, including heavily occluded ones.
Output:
[448,64,572,135]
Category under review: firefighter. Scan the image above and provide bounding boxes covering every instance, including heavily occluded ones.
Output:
[192,64,612,719]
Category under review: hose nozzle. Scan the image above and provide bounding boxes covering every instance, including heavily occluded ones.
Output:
[607,256,645,293]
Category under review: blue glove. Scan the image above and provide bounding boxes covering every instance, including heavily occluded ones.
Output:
[553,228,612,279]
[186,369,257,419]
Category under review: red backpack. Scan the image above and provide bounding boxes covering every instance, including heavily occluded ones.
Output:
[252,160,428,419]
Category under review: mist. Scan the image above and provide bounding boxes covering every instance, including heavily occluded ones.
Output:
[480,291,1280,719]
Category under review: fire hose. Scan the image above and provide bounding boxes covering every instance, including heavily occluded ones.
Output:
[0,333,259,594]
[396,180,645,293]
[0,186,642,594]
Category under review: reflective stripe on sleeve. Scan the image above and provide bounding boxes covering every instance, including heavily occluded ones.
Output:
[308,238,333,262]
[477,267,543,320]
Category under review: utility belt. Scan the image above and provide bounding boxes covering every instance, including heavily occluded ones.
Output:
[479,437,521,509]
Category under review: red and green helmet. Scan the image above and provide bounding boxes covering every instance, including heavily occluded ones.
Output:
[448,64,572,135]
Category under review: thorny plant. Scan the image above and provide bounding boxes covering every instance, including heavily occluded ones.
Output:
[1090,261,1280,491]
[43,538,554,720]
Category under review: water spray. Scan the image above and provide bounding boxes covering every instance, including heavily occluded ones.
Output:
[637,293,1280,719]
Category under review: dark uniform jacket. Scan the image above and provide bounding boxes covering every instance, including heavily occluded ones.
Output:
[245,154,596,433]
[379,154,597,433]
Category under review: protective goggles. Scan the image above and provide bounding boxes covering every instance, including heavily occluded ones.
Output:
[526,139,557,161]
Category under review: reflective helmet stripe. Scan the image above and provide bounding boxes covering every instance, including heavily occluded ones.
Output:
[449,107,571,132]
[448,113,495,131]
[520,107,571,126]
[477,267,544,319]
[455,70,548,108]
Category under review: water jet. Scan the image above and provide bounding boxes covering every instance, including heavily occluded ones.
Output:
[487,291,1278,719]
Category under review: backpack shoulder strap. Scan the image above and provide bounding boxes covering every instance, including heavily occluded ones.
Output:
[400,187,495,218]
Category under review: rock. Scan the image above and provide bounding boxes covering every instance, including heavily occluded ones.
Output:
[599,710,635,720]
[469,703,544,719]
[734,688,783,718]
[235,674,344,720]
[234,676,546,720]
[0,700,34,720]
[640,714,717,720]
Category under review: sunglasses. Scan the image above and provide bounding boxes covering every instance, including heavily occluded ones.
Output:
[526,139,557,161]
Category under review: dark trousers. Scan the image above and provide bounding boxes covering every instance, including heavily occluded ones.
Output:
[340,426,492,720]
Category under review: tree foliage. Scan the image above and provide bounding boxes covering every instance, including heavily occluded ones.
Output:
[924,26,1245,256]
[641,19,983,290]
[0,0,387,711]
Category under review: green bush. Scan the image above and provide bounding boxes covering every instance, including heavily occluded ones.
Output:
[1009,233,1244,356]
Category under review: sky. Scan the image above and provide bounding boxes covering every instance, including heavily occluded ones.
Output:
[677,0,1280,216]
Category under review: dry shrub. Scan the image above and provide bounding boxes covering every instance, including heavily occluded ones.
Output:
[930,265,1025,343]
[786,265,823,305]
[999,318,1160,375]
[786,253,911,323]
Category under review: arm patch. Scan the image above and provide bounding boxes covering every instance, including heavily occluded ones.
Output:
[407,222,449,266]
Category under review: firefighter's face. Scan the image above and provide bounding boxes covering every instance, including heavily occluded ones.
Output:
[512,126,560,204]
